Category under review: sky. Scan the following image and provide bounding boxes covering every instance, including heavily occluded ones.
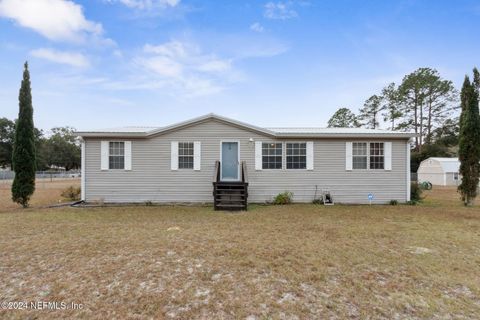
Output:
[0,0,479,132]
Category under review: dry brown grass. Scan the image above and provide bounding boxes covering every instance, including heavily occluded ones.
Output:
[0,178,80,212]
[0,185,479,319]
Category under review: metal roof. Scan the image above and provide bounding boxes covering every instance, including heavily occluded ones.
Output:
[76,114,416,139]
[427,157,460,173]
[269,127,414,135]
[269,127,392,133]
[83,126,161,133]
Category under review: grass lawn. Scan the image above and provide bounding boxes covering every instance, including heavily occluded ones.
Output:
[0,185,479,319]
[0,178,80,213]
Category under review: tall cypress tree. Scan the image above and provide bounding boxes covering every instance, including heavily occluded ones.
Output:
[12,62,36,208]
[458,73,480,206]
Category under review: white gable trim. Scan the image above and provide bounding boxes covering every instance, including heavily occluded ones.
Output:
[149,114,277,138]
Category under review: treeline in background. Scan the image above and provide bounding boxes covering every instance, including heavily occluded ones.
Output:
[0,118,80,171]
[327,67,460,172]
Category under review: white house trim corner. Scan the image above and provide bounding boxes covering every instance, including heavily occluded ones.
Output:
[81,139,86,201]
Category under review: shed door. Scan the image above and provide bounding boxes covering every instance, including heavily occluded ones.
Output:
[221,142,239,181]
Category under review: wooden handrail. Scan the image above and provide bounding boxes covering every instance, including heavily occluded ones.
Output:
[241,161,248,183]
[213,160,220,183]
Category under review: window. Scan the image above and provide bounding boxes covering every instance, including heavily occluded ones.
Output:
[262,143,282,169]
[109,142,125,169]
[286,143,306,169]
[369,143,384,169]
[352,142,367,169]
[178,142,194,169]
[453,172,459,180]
[352,142,385,170]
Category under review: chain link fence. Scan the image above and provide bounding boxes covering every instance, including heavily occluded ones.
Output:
[0,170,81,181]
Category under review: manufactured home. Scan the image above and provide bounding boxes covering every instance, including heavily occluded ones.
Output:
[76,114,415,209]
[417,157,461,186]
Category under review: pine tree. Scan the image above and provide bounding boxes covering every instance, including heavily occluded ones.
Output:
[458,73,480,206]
[399,68,428,149]
[11,62,36,208]
[422,70,457,144]
[473,67,480,90]
[358,95,383,129]
[327,108,360,128]
[397,68,457,150]
[381,83,403,130]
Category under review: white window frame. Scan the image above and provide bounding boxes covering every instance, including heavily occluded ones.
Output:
[369,142,385,170]
[285,142,308,170]
[261,142,283,170]
[108,141,126,170]
[351,141,386,171]
[178,142,194,170]
[352,142,368,170]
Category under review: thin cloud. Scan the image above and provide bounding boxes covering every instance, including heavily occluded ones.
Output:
[30,48,90,68]
[250,22,265,32]
[113,36,289,97]
[264,1,298,20]
[105,0,180,10]
[0,0,104,43]
[133,40,233,96]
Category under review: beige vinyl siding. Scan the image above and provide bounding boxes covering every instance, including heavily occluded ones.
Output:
[84,119,409,204]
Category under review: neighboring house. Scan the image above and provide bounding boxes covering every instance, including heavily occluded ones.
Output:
[76,114,415,209]
[417,157,461,186]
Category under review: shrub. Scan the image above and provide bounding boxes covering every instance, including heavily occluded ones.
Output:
[389,200,398,206]
[273,191,293,205]
[407,200,418,206]
[410,182,423,203]
[61,186,81,201]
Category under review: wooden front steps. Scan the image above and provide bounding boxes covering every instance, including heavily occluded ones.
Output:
[212,161,249,211]
[213,182,248,211]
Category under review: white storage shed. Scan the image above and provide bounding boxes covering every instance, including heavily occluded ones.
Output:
[417,157,460,186]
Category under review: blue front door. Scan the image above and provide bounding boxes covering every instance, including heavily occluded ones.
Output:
[221,142,239,180]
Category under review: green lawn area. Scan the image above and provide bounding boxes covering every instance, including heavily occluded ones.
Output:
[1,187,479,319]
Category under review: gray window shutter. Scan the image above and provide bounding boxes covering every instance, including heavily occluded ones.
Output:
[124,141,132,171]
[345,142,353,171]
[306,141,314,170]
[101,141,109,170]
[255,141,262,170]
[194,141,201,171]
[384,142,392,171]
[171,141,178,171]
